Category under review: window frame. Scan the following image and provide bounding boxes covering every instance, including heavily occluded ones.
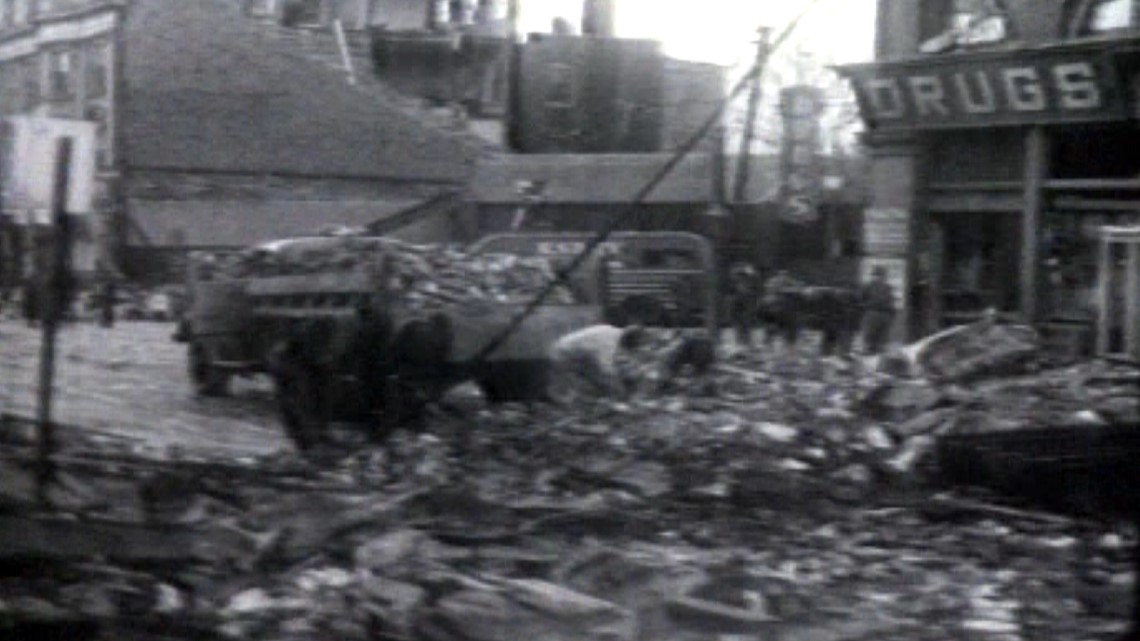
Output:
[1075,0,1139,35]
[46,48,78,104]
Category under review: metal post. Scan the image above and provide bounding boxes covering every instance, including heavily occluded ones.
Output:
[35,137,72,506]
[731,27,771,204]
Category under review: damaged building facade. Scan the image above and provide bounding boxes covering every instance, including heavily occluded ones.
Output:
[842,0,1140,356]
[0,0,480,285]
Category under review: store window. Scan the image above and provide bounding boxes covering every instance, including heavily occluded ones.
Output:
[544,62,577,142]
[13,0,27,24]
[1043,211,1140,321]
[921,0,1012,53]
[84,103,111,168]
[47,50,77,104]
[85,40,110,100]
[246,0,279,17]
[0,69,9,115]
[19,56,40,111]
[281,0,322,27]
[938,212,1021,320]
[1082,0,1138,33]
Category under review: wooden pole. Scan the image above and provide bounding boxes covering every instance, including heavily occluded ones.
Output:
[35,138,72,506]
[731,27,771,204]
[1021,126,1047,323]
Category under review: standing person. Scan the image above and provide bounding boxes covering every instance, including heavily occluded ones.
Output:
[727,262,759,349]
[759,269,802,348]
[861,265,896,356]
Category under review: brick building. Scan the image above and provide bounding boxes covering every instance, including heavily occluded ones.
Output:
[0,0,482,285]
[841,0,1140,350]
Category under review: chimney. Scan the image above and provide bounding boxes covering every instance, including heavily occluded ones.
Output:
[582,0,615,37]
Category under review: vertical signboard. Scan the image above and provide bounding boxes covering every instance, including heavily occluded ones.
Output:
[779,85,824,224]
[863,207,909,256]
[6,116,96,223]
[861,207,911,341]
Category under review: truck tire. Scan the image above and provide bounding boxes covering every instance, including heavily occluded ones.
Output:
[189,342,230,397]
[274,357,326,451]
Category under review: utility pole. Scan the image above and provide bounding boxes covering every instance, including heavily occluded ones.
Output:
[732,26,771,204]
[36,138,73,506]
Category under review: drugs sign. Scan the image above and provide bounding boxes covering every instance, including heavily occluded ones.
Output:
[841,47,1128,131]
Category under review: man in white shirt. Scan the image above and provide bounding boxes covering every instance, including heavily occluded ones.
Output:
[547,324,646,403]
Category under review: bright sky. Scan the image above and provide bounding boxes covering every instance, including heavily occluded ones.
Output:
[517,0,877,66]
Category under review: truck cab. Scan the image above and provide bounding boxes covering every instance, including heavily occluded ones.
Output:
[469,231,719,336]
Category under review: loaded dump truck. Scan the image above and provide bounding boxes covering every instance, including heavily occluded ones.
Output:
[470,231,719,334]
[177,234,600,449]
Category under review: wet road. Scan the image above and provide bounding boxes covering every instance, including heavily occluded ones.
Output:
[0,319,289,458]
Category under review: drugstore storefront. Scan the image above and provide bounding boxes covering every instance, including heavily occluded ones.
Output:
[842,40,1140,353]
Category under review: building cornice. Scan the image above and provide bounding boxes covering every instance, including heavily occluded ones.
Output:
[0,1,125,59]
[32,0,127,26]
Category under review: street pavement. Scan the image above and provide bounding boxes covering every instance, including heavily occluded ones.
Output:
[0,319,288,459]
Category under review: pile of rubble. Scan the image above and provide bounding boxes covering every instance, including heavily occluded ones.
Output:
[1,316,1136,640]
[190,236,576,308]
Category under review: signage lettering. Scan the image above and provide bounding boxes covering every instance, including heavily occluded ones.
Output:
[1002,67,1046,111]
[779,86,823,225]
[908,76,949,116]
[866,78,906,119]
[843,50,1125,130]
[1053,62,1101,109]
[954,71,997,114]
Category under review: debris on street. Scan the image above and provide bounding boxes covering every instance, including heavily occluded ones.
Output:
[1,317,1136,641]
[190,235,579,310]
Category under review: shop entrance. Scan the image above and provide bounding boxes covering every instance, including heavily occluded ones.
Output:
[933,211,1021,325]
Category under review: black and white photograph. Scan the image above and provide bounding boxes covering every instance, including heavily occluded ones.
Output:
[1,0,1139,639]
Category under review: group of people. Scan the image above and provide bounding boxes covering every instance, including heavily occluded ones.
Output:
[727,262,897,357]
[547,262,898,405]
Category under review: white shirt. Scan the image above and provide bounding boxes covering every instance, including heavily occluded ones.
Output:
[549,324,625,374]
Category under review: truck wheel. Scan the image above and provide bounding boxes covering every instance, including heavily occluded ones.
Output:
[275,359,326,451]
[189,342,230,397]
